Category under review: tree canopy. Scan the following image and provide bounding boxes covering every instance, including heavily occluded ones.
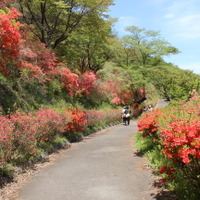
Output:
[120,26,180,67]
[14,0,114,48]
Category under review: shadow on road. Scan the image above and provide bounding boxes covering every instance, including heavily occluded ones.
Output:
[151,180,178,200]
[0,174,14,189]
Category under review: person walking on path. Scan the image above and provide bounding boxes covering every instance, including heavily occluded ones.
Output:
[121,106,126,124]
[124,106,131,126]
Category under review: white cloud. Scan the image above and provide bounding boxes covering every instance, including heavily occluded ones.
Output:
[162,1,200,39]
[177,14,200,25]
[172,14,200,38]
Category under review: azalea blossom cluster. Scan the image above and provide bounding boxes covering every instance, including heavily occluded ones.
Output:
[0,109,68,164]
[137,94,200,188]
[65,109,88,132]
[160,119,200,164]
[137,109,162,137]
[0,5,60,81]
[60,69,97,96]
[106,80,142,106]
[0,7,22,76]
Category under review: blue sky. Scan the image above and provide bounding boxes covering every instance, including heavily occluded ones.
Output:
[108,0,200,75]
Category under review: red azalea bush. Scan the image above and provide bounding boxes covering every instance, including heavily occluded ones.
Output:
[0,8,22,76]
[0,5,60,82]
[137,93,200,198]
[33,109,67,145]
[19,34,60,82]
[8,112,40,161]
[59,68,79,96]
[0,116,14,164]
[0,109,67,164]
[160,118,200,164]
[66,109,87,132]
[137,109,163,136]
[78,71,97,95]
[58,69,97,97]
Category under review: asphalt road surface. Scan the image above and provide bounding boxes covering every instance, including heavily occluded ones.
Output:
[15,121,157,200]
[154,99,168,109]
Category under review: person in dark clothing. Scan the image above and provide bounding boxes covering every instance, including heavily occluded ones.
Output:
[124,106,131,125]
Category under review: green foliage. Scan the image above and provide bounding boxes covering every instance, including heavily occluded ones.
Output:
[15,0,114,49]
[38,136,69,153]
[134,131,155,156]
[56,11,114,72]
[145,83,160,106]
[146,65,200,101]
[120,25,180,67]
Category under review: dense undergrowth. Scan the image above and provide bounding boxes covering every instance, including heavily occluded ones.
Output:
[135,90,200,200]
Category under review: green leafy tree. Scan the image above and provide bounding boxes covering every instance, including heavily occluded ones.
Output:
[15,0,114,49]
[120,26,180,67]
[57,11,115,72]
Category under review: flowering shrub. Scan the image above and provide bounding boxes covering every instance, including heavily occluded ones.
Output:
[137,93,200,198]
[59,68,79,96]
[78,71,97,95]
[58,69,97,97]
[65,109,88,141]
[137,109,163,137]
[0,109,68,165]
[19,34,59,82]
[34,109,67,145]
[9,112,39,160]
[66,110,87,132]
[160,119,200,164]
[0,116,14,164]
[0,8,22,76]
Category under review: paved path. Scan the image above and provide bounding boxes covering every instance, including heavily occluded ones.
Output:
[154,99,168,109]
[16,121,156,200]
